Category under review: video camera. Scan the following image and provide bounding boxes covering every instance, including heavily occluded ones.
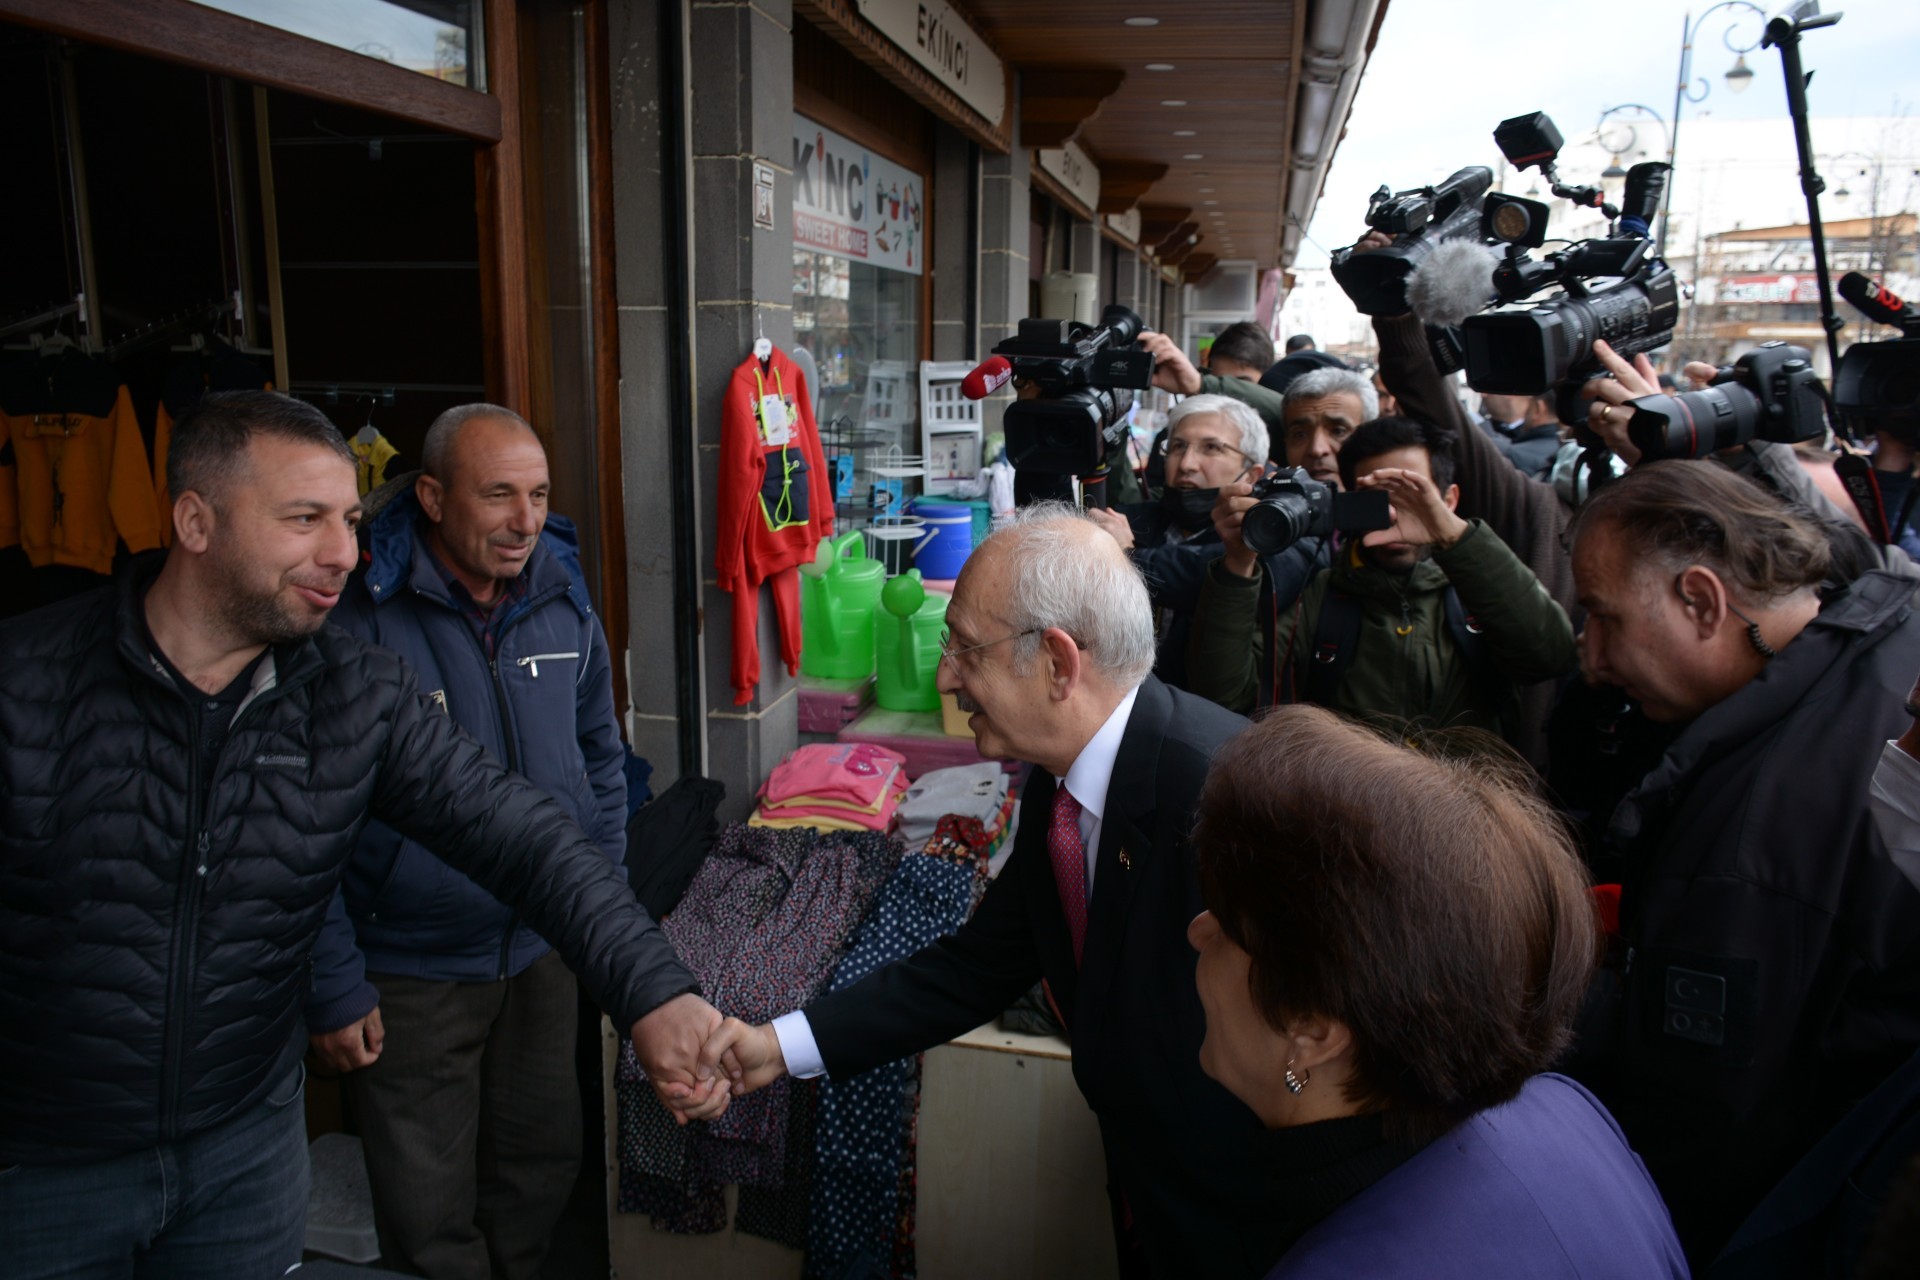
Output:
[986,304,1154,506]
[1241,468,1392,557]
[1833,271,1920,442]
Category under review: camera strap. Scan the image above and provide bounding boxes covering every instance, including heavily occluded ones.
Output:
[1833,452,1892,546]
[1302,585,1500,711]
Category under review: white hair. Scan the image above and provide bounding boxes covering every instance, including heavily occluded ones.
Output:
[989,502,1156,688]
[1284,367,1379,422]
[1167,394,1268,468]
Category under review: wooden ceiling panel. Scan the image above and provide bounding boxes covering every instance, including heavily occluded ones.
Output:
[965,0,1301,269]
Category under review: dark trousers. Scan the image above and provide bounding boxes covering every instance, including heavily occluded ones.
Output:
[346,950,581,1280]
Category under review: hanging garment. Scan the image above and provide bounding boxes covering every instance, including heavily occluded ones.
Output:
[150,343,272,543]
[803,839,988,1278]
[350,432,400,497]
[616,824,899,1231]
[0,349,162,574]
[716,346,834,705]
[624,775,726,924]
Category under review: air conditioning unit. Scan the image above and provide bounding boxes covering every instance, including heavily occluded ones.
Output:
[1185,259,1258,314]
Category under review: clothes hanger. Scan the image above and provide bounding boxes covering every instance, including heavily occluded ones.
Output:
[353,393,381,446]
[753,310,772,365]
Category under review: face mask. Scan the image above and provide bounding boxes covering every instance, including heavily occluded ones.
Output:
[1869,738,1920,893]
[1161,485,1220,533]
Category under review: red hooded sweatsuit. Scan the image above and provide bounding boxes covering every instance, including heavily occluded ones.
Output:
[715,347,834,704]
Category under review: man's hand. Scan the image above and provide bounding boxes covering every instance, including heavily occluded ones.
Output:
[631,992,731,1125]
[1355,467,1470,551]
[699,1018,791,1096]
[310,1007,384,1074]
[1138,331,1202,395]
[1580,339,1663,466]
[1350,228,1396,255]
[1087,505,1136,551]
[1212,480,1262,578]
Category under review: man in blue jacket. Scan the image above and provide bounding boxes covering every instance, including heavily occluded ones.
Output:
[307,404,628,1279]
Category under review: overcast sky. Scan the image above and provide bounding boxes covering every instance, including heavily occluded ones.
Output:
[1299,0,1920,267]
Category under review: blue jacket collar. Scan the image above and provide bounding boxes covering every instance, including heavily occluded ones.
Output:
[362,487,594,619]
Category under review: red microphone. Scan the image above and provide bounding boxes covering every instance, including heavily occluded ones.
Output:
[960,355,1014,400]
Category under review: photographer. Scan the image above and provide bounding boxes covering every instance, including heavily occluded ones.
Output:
[1089,395,1289,691]
[1187,416,1575,737]
[1563,460,1920,1265]
[1140,324,1276,495]
[1137,328,1287,445]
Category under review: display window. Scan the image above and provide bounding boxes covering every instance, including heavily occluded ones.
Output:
[791,115,926,529]
[185,0,481,87]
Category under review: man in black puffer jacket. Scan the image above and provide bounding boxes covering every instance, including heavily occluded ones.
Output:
[0,391,724,1279]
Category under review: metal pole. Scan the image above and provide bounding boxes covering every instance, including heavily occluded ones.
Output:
[1661,11,1692,256]
[1767,9,1846,380]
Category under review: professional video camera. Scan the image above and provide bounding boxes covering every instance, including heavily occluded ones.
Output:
[978,304,1154,506]
[1457,115,1679,413]
[1330,165,1553,319]
[1241,468,1391,557]
[1619,342,1827,461]
[1833,271,1920,440]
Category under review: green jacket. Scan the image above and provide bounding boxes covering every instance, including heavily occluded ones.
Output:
[1186,519,1576,738]
[1200,373,1285,449]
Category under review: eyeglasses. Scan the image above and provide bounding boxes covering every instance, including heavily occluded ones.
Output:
[1157,437,1252,465]
[938,626,1041,668]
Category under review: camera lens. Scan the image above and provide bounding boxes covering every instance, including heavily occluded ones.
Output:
[1626,387,1763,460]
[1242,491,1314,557]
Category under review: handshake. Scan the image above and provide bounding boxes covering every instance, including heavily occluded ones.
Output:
[629,993,791,1124]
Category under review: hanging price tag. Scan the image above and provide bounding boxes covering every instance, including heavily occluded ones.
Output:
[759,395,792,445]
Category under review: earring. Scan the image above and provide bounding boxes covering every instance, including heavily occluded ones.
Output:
[1284,1057,1310,1095]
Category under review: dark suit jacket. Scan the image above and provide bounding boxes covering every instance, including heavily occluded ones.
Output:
[805,676,1278,1278]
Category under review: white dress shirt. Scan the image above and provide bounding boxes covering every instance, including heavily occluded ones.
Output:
[772,685,1142,1080]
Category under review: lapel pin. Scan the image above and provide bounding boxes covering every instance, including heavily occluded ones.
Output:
[1118,847,1133,871]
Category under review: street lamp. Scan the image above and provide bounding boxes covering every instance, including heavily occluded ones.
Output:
[1662,2,1768,254]
[1595,103,1670,207]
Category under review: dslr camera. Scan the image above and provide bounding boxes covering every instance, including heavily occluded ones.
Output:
[992,304,1153,503]
[1241,468,1392,557]
[1620,342,1826,460]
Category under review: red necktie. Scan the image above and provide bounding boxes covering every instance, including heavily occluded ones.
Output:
[1048,786,1089,966]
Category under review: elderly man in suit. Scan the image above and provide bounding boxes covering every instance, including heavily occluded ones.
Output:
[700,504,1272,1278]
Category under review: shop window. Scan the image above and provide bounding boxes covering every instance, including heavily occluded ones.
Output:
[791,116,925,529]
[186,0,480,88]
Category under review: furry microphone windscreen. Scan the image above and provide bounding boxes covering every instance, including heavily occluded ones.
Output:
[1406,239,1501,328]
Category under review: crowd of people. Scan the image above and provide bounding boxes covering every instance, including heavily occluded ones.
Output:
[4,223,1920,1280]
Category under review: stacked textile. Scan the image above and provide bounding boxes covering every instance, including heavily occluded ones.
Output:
[617,822,901,1233]
[751,742,910,833]
[894,762,1009,848]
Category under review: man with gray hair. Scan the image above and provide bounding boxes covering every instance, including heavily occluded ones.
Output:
[306,402,631,1278]
[698,506,1285,1277]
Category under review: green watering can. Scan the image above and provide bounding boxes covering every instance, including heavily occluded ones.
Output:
[799,533,885,679]
[874,570,948,712]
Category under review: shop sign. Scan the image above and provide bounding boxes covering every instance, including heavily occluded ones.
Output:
[1037,140,1100,214]
[1716,274,1822,304]
[855,0,1006,127]
[1106,208,1142,244]
[792,117,925,275]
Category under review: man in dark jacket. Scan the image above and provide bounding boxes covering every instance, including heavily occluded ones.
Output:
[0,391,722,1279]
[1477,391,1563,477]
[1565,460,1920,1266]
[1188,416,1575,734]
[305,405,625,1278]
[696,509,1287,1278]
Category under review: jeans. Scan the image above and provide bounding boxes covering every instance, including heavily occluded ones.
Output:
[0,1061,310,1279]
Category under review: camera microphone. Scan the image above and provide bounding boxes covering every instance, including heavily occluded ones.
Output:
[1839,272,1920,335]
[1406,238,1501,328]
[960,355,1014,400]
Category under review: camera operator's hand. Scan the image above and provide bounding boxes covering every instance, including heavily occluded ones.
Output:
[1087,505,1136,551]
[1213,480,1262,578]
[1579,339,1664,467]
[1350,228,1397,254]
[1139,330,1203,395]
[1684,360,1719,391]
[1355,467,1470,552]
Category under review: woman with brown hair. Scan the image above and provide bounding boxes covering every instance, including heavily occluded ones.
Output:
[1188,707,1688,1278]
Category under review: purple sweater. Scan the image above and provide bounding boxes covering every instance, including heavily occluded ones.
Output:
[1271,1075,1689,1279]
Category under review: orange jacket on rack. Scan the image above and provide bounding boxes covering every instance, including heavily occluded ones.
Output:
[0,349,163,575]
[715,345,834,704]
